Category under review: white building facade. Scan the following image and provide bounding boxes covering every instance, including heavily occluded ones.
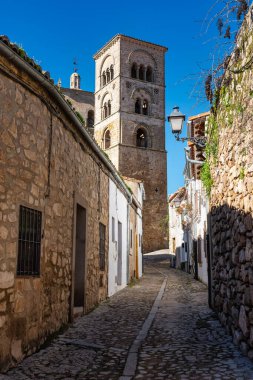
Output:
[168,188,187,269]
[108,178,144,297]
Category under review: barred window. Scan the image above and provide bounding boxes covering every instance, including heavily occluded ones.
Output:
[99,223,106,271]
[17,205,42,276]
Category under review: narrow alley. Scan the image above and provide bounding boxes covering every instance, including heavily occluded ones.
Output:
[1,253,253,380]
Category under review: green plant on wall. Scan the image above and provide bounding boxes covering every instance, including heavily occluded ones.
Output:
[201,112,219,195]
[239,166,245,180]
[201,162,213,196]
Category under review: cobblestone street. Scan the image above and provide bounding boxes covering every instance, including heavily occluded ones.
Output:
[2,253,253,380]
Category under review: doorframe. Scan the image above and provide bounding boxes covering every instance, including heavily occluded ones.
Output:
[70,192,88,322]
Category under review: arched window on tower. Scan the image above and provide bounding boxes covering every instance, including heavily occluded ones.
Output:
[103,103,108,119]
[110,65,114,80]
[146,66,153,82]
[142,99,148,115]
[102,71,106,86]
[87,110,94,128]
[136,128,148,148]
[131,63,137,78]
[106,68,110,83]
[108,100,111,116]
[139,65,145,80]
[135,98,141,114]
[104,129,111,149]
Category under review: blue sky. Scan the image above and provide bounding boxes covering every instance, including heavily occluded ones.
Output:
[1,0,220,194]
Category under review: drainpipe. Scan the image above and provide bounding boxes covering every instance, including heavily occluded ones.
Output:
[184,147,204,166]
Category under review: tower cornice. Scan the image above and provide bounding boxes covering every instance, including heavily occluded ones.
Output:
[93,34,168,60]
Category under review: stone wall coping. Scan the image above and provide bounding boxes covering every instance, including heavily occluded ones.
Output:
[0,38,132,203]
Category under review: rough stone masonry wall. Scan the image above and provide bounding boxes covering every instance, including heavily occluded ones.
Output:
[0,53,109,370]
[210,7,253,359]
[119,146,167,253]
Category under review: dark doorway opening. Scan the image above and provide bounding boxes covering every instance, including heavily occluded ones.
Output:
[74,204,86,311]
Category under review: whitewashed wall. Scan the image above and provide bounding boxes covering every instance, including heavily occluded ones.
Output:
[108,179,128,296]
[137,184,143,278]
[188,179,209,285]
[169,202,184,268]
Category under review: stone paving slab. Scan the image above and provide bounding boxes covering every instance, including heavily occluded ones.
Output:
[135,261,253,380]
[2,262,165,380]
[2,255,253,379]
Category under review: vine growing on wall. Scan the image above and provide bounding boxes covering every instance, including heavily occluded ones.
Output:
[201,112,219,195]
[200,2,253,195]
[203,0,252,105]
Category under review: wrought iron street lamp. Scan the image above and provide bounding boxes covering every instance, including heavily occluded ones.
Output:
[168,106,207,148]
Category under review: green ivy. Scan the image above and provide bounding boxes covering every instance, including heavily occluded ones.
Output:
[200,113,219,195]
[200,161,213,196]
[239,167,245,180]
[75,111,84,124]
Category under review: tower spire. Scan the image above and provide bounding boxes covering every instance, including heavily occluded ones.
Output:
[70,57,81,89]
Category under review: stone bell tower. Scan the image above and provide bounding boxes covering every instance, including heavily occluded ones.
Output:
[93,34,168,252]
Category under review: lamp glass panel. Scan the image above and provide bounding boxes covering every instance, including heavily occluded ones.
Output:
[171,117,184,133]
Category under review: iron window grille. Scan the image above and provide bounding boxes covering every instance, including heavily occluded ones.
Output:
[99,223,106,271]
[17,205,42,276]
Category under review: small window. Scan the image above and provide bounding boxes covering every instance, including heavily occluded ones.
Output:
[130,229,133,249]
[139,65,145,80]
[110,65,114,80]
[142,99,148,115]
[112,217,115,242]
[106,68,110,83]
[146,66,153,82]
[99,223,106,271]
[17,205,42,276]
[108,100,111,116]
[104,129,111,149]
[136,128,148,148]
[131,63,137,78]
[103,103,108,119]
[102,71,106,86]
[135,98,141,114]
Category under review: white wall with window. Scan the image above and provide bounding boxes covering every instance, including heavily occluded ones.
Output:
[186,179,209,285]
[108,179,129,296]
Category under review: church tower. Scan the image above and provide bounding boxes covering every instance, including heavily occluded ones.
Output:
[93,34,168,253]
[70,71,81,90]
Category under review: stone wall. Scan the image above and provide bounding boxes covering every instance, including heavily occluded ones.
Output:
[119,146,167,252]
[210,7,253,359]
[0,47,110,370]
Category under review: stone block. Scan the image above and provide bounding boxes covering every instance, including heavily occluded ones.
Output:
[250,286,253,306]
[0,226,8,240]
[239,249,246,263]
[233,329,243,345]
[248,349,253,360]
[0,272,14,289]
[11,340,22,361]
[0,316,6,328]
[240,341,249,355]
[239,305,249,337]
